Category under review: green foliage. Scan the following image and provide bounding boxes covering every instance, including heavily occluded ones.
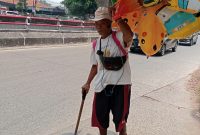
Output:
[61,0,97,19]
[111,0,117,4]
[16,0,27,12]
[16,3,23,12]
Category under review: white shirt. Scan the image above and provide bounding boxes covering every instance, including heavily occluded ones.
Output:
[90,31,132,92]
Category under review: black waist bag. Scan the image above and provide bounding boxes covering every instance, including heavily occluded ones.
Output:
[99,55,127,71]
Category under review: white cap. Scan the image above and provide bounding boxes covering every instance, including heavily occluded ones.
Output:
[92,7,112,21]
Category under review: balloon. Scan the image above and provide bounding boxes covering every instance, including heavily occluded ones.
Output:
[115,0,142,15]
[157,6,198,39]
[168,0,200,13]
[168,17,200,39]
[112,10,142,32]
[143,0,163,7]
[138,9,166,56]
[113,0,200,56]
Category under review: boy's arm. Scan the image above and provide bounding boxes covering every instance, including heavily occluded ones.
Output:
[116,18,133,47]
[86,65,97,85]
[109,6,133,47]
[82,65,97,94]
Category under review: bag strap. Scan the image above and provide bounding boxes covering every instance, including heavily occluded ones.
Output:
[92,40,97,51]
[111,31,127,56]
[92,31,128,56]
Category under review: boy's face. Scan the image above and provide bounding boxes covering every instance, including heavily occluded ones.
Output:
[95,19,112,37]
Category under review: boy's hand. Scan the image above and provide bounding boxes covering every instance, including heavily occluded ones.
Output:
[81,83,90,94]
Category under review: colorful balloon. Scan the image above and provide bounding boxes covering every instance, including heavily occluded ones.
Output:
[113,0,200,56]
[157,6,197,38]
[168,0,200,13]
[143,0,162,7]
[138,10,166,56]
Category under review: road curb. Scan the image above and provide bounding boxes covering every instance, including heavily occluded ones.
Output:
[0,31,98,47]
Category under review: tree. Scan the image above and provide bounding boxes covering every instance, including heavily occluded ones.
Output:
[16,0,27,13]
[61,0,97,19]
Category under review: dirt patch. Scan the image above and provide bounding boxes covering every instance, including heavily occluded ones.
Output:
[187,68,200,111]
[188,68,200,96]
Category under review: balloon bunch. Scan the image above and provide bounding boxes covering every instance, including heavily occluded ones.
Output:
[111,0,200,56]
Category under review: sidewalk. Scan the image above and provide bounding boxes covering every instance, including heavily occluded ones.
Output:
[52,74,200,135]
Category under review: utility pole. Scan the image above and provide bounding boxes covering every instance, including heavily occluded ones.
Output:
[32,0,36,16]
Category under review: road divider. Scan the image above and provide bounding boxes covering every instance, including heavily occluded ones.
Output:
[0,31,98,47]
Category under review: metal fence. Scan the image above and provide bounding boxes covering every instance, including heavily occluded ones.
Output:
[0,15,96,32]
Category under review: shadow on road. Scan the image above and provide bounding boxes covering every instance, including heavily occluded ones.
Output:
[61,130,117,135]
[129,49,174,57]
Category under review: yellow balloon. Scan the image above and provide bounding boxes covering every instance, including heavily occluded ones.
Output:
[138,10,166,56]
[168,17,200,39]
[113,0,200,56]
[168,0,200,13]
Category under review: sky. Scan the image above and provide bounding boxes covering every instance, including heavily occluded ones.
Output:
[46,0,63,6]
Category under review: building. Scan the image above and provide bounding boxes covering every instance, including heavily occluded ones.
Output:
[0,0,66,16]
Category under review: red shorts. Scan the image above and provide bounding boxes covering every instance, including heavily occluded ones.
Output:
[92,85,131,132]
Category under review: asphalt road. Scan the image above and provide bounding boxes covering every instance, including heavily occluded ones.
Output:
[0,38,200,135]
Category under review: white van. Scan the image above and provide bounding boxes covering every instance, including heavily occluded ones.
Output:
[5,11,19,15]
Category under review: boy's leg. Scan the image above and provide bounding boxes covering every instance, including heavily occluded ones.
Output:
[99,128,107,135]
[111,85,131,133]
[119,124,127,135]
[92,87,111,132]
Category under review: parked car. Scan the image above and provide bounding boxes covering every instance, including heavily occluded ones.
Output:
[130,33,140,52]
[178,33,198,46]
[130,35,178,56]
[157,38,178,56]
[3,11,19,15]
